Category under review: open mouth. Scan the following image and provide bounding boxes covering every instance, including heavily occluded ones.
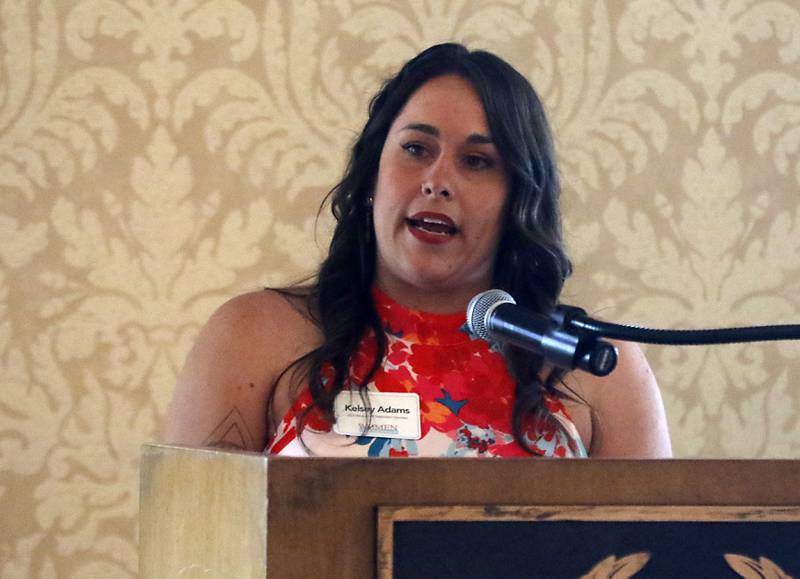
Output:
[406,216,459,236]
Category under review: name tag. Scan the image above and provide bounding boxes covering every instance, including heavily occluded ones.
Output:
[333,391,421,440]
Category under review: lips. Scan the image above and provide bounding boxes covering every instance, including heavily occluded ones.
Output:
[406,212,459,236]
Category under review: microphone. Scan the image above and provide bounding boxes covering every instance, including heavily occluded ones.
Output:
[467,289,618,377]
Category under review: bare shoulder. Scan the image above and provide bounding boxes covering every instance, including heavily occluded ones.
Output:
[209,288,319,355]
[160,288,321,451]
[562,340,672,458]
[187,289,319,383]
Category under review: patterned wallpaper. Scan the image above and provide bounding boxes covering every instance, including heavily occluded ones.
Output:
[1,0,800,576]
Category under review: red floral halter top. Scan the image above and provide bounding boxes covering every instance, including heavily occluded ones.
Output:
[267,287,587,458]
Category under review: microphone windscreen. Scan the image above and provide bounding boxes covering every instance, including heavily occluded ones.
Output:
[466,289,515,341]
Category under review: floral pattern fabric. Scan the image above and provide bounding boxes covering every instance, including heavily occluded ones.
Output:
[267,287,588,458]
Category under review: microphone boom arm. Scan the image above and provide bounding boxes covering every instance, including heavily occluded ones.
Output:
[523,305,800,377]
[467,289,800,378]
[560,306,800,345]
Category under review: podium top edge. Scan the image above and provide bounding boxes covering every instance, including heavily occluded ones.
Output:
[140,444,799,465]
[141,442,267,459]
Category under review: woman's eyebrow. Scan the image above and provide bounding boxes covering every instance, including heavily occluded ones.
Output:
[466,133,493,145]
[401,122,439,136]
[401,122,494,144]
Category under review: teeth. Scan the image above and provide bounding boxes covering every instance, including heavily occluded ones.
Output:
[409,216,457,235]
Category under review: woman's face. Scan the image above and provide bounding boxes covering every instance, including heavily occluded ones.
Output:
[373,74,509,310]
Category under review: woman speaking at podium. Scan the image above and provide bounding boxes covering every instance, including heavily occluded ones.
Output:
[162,44,672,459]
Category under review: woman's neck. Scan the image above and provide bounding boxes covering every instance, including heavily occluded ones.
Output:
[374,277,489,314]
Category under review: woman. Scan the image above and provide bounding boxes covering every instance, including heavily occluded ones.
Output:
[162,44,672,458]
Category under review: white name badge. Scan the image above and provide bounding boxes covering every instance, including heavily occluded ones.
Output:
[333,391,421,440]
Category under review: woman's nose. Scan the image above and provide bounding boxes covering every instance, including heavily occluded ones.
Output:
[421,157,454,198]
[421,183,450,197]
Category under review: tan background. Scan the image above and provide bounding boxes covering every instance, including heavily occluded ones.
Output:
[2,0,800,576]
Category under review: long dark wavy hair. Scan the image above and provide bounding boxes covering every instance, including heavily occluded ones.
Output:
[280,43,573,453]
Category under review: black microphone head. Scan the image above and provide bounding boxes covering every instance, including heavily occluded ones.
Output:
[467,289,515,341]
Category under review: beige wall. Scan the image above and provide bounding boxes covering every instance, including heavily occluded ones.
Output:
[2,0,800,575]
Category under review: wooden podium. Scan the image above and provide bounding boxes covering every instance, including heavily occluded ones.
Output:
[139,444,800,578]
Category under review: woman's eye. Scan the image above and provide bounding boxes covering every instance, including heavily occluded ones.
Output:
[464,155,492,170]
[402,143,426,157]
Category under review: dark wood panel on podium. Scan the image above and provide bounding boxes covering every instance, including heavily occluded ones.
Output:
[138,443,800,578]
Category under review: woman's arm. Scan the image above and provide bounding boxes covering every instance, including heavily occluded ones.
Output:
[567,341,672,458]
[161,290,313,451]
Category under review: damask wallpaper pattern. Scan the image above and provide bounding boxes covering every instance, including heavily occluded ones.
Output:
[1,0,799,576]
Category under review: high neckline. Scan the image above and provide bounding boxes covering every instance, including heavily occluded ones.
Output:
[372,286,472,346]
